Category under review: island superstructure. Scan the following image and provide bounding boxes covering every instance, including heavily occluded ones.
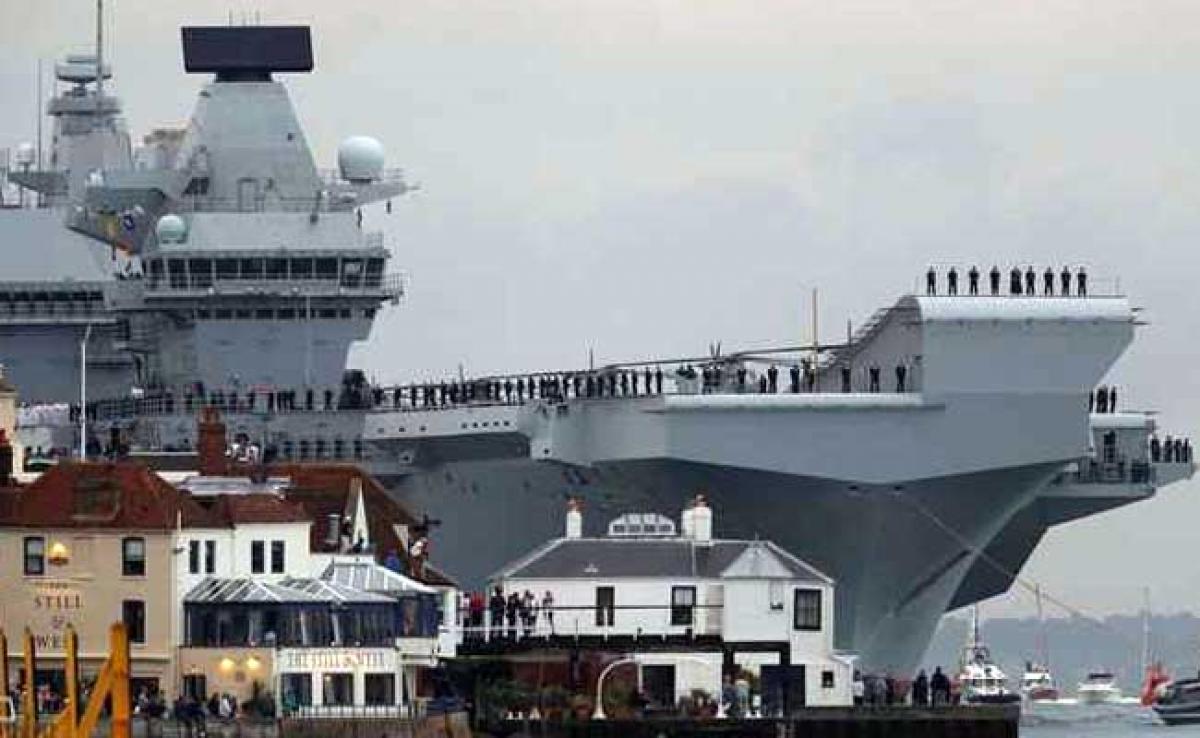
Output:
[0,22,1191,675]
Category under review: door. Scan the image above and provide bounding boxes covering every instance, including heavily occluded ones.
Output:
[761,665,806,716]
[237,178,261,212]
[595,586,615,627]
[641,665,675,710]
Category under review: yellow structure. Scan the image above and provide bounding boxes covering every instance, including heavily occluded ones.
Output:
[0,624,130,738]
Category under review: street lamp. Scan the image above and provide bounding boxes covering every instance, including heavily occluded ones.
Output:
[79,323,93,460]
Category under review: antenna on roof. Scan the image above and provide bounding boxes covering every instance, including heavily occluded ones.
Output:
[95,0,104,120]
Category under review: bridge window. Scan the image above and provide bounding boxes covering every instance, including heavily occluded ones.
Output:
[364,258,384,287]
[168,259,187,288]
[266,258,287,280]
[291,258,313,279]
[315,258,338,280]
[215,258,238,280]
[240,258,263,280]
[188,259,213,288]
[341,259,363,288]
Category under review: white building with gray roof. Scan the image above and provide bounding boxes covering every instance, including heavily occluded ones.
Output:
[483,497,853,711]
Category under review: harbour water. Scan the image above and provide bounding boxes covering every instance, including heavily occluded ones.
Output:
[1022,702,1198,737]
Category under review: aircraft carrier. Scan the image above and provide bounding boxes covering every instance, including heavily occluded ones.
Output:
[0,22,1191,674]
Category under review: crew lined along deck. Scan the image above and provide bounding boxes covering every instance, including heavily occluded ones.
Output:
[67,355,922,424]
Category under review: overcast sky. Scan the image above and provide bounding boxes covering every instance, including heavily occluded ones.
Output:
[3,0,1199,621]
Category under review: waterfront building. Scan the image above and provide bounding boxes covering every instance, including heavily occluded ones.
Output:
[0,462,204,694]
[0,407,454,711]
[475,497,853,713]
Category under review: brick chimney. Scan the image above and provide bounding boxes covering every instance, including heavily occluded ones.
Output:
[197,406,229,476]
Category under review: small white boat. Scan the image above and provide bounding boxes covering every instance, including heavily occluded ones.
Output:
[957,607,1020,705]
[1020,662,1060,702]
[1077,671,1123,704]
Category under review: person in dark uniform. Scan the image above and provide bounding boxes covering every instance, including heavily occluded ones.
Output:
[644,367,654,394]
[585,375,595,398]
[607,373,617,396]
[620,372,629,396]
[1043,267,1055,296]
[1060,266,1071,296]
[989,265,1001,295]
[868,365,880,393]
[306,388,314,411]
[631,371,639,396]
[1109,385,1116,412]
[1095,386,1108,414]
[790,364,801,393]
[1024,266,1036,295]
[516,377,526,401]
[947,267,958,295]
[737,366,747,392]
[767,365,779,393]
[759,376,768,394]
[655,367,663,394]
[968,266,980,295]
[1077,267,1087,296]
[841,365,852,393]
[926,266,937,295]
[895,364,907,392]
[1010,267,1022,295]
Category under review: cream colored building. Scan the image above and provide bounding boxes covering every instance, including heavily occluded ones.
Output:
[0,463,199,695]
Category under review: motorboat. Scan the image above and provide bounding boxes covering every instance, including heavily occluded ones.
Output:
[1077,672,1123,704]
[1154,678,1200,725]
[957,608,1020,705]
[1020,662,1060,702]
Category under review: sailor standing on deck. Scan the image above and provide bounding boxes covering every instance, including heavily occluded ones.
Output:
[968,266,980,295]
[1060,266,1072,296]
[1009,267,1022,295]
[1043,267,1055,295]
[926,266,937,295]
[947,267,958,295]
[989,265,1001,295]
[1024,266,1036,295]
[1077,266,1088,296]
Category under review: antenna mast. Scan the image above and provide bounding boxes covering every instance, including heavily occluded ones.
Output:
[95,0,104,121]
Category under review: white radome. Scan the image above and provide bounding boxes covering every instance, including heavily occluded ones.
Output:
[155,213,187,244]
[337,136,385,183]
